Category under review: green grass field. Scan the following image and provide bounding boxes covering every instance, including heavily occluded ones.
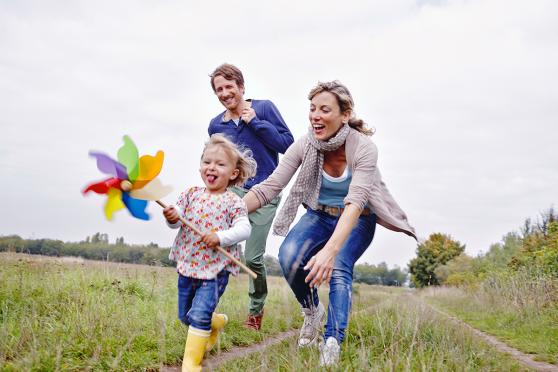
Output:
[0,253,299,371]
[421,286,558,364]
[0,253,537,371]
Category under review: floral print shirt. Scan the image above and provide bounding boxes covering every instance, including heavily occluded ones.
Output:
[168,187,247,279]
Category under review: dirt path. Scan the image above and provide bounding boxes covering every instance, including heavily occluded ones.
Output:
[161,329,297,372]
[161,297,390,371]
[422,301,558,372]
[162,294,558,371]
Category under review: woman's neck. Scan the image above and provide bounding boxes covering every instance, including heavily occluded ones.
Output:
[323,145,347,177]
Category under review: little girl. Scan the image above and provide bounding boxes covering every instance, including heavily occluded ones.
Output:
[163,134,257,371]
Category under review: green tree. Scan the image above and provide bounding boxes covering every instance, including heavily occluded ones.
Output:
[354,262,407,286]
[408,233,465,287]
[510,221,558,276]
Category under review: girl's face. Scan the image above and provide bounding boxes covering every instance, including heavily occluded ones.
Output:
[200,146,239,194]
[309,91,350,141]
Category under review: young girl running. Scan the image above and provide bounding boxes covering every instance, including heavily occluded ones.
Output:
[163,134,257,371]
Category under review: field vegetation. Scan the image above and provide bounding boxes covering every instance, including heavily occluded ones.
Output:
[412,208,558,365]
[1,253,526,371]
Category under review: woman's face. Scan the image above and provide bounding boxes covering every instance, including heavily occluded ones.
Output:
[309,91,350,141]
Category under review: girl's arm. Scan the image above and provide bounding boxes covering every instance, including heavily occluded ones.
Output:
[203,195,252,248]
[163,205,182,228]
[213,215,251,247]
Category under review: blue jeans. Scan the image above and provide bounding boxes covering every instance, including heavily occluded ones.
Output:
[177,270,229,330]
[278,208,376,343]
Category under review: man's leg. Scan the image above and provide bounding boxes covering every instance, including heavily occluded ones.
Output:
[230,187,280,329]
[245,196,280,321]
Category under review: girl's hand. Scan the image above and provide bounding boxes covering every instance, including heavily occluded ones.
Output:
[304,245,337,288]
[163,206,179,224]
[201,232,220,248]
[241,107,256,124]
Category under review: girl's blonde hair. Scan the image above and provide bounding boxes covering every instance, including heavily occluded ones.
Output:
[202,134,257,187]
[308,80,375,136]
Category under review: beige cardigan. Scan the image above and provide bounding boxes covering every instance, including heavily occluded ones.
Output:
[251,129,417,240]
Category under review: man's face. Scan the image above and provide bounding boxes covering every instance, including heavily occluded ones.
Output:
[213,75,244,111]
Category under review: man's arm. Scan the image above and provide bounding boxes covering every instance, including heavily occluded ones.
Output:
[245,101,294,153]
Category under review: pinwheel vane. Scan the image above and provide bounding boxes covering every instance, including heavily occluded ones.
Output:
[82,136,256,279]
[83,135,172,220]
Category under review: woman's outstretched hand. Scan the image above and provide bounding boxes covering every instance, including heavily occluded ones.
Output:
[304,246,337,288]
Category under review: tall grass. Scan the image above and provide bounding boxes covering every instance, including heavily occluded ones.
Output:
[477,269,557,313]
[218,292,523,371]
[421,271,558,364]
[0,253,300,370]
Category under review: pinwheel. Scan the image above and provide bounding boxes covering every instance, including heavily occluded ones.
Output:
[83,135,256,278]
[82,135,172,221]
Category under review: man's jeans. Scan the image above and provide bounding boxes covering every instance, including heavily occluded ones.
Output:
[278,208,376,343]
[231,186,281,315]
[177,270,229,331]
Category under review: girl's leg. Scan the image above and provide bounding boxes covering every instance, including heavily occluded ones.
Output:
[187,270,230,330]
[278,209,335,308]
[325,213,376,343]
[182,271,230,370]
[177,273,196,325]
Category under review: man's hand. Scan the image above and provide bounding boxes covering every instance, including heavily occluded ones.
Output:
[241,107,256,124]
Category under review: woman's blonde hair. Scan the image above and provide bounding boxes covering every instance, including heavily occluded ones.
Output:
[308,80,375,136]
[202,134,257,187]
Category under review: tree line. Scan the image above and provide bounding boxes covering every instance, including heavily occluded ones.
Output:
[409,207,558,287]
[0,234,406,285]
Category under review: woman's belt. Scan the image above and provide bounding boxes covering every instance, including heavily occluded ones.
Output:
[316,204,371,217]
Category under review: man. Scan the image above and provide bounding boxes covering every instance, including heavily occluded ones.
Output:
[208,63,294,330]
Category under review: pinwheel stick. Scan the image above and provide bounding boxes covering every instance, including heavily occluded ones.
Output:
[155,200,257,279]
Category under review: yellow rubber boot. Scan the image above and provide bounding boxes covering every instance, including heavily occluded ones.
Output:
[182,327,210,372]
[206,313,228,351]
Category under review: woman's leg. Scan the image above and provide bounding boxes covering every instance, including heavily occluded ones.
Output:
[278,209,335,308]
[324,213,376,343]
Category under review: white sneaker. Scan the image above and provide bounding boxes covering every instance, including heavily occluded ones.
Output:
[319,337,340,367]
[297,302,325,347]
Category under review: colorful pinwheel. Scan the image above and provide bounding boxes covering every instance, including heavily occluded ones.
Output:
[83,135,172,220]
[82,135,257,279]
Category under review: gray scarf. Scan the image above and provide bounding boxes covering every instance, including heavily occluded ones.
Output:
[273,124,351,236]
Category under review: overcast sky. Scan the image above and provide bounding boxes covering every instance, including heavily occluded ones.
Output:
[1,0,557,269]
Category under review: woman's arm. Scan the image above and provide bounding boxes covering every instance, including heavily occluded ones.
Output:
[244,191,262,214]
[245,136,305,208]
[304,203,361,287]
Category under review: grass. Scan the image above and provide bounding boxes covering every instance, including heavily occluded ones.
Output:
[0,253,299,371]
[0,253,538,371]
[218,291,525,371]
[421,284,558,365]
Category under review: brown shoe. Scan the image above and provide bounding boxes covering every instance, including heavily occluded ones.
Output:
[244,310,264,330]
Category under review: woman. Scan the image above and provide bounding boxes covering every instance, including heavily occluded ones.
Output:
[244,81,416,366]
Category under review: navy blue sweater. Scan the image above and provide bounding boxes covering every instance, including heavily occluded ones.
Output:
[208,99,294,189]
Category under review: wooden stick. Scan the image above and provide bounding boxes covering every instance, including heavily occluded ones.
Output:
[155,200,257,279]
